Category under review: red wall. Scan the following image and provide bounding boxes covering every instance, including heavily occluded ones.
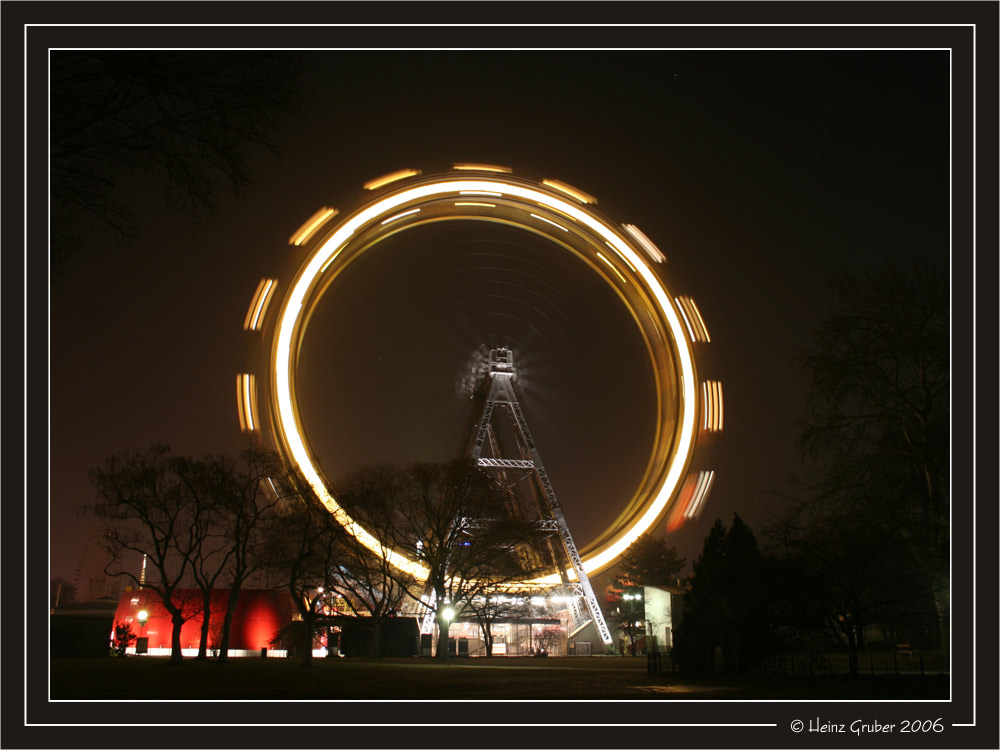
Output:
[112,589,294,651]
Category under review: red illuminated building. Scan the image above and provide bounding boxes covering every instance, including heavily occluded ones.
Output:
[112,589,294,656]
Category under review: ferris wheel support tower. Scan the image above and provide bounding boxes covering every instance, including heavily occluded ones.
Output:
[464,347,615,650]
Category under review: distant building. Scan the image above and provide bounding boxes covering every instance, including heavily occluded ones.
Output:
[608,584,687,655]
[51,597,120,657]
[640,585,686,654]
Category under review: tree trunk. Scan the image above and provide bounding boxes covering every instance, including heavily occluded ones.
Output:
[846,630,859,680]
[196,590,212,659]
[216,586,241,662]
[484,622,494,658]
[436,613,450,662]
[300,614,315,666]
[371,621,382,658]
[170,612,185,664]
[930,573,949,661]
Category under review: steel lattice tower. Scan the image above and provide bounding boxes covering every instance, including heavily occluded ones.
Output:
[455,347,614,649]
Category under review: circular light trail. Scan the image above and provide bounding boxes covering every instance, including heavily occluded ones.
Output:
[258,171,703,586]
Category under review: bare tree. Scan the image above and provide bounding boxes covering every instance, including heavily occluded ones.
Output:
[767,500,940,678]
[329,466,419,657]
[211,446,288,662]
[50,51,300,273]
[262,494,342,666]
[88,443,207,663]
[463,591,533,658]
[385,460,548,662]
[795,257,949,648]
[171,455,232,660]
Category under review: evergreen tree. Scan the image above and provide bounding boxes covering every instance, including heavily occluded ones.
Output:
[673,515,779,674]
[614,534,686,589]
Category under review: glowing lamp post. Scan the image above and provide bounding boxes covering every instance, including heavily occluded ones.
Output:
[136,609,149,655]
[442,607,455,663]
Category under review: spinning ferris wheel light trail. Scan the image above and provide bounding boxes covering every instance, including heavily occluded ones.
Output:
[239,165,721,632]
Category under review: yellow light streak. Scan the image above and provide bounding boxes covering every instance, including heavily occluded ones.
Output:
[452,163,512,173]
[622,223,666,264]
[686,296,711,342]
[677,296,710,343]
[320,244,347,272]
[270,177,700,584]
[702,381,711,431]
[236,374,257,432]
[460,190,502,197]
[243,278,277,331]
[714,381,724,431]
[539,204,578,223]
[596,251,628,285]
[529,213,569,232]
[605,241,637,273]
[243,280,265,331]
[675,298,697,343]
[380,208,420,225]
[363,169,421,190]
[236,376,247,431]
[455,201,496,208]
[700,380,723,432]
[541,178,597,204]
[289,207,338,246]
[244,374,256,432]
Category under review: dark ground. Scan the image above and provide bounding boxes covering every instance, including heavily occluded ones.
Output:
[50,656,948,701]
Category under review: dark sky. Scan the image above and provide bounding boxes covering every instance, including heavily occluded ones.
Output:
[50,50,951,585]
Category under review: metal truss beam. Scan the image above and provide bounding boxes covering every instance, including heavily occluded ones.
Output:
[477,457,536,469]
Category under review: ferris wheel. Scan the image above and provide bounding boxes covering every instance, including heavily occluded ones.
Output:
[237,164,721,643]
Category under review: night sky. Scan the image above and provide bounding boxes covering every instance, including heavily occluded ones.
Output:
[50,50,951,585]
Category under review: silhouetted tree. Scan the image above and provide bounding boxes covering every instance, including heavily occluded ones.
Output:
[171,455,231,660]
[262,495,342,666]
[673,515,780,673]
[463,591,533,658]
[50,51,300,273]
[329,465,420,657]
[795,257,949,648]
[111,621,137,657]
[209,447,288,662]
[766,504,934,677]
[88,443,207,664]
[383,460,547,662]
[616,535,687,589]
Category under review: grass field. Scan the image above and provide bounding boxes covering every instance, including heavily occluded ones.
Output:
[49,656,949,701]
